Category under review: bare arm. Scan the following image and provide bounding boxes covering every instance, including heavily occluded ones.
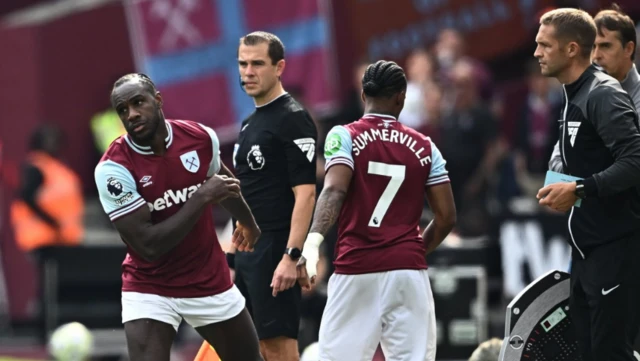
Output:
[309,165,352,236]
[423,183,456,255]
[218,163,259,230]
[287,184,316,250]
[300,124,352,279]
[113,176,240,262]
[113,192,210,262]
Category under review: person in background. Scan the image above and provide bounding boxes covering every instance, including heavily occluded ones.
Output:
[91,107,126,154]
[437,60,504,236]
[10,125,84,253]
[592,4,640,107]
[398,48,436,129]
[549,4,640,174]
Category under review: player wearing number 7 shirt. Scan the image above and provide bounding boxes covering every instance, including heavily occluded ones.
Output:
[300,60,457,361]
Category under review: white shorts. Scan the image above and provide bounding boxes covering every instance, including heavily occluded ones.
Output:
[121,285,245,331]
[319,269,436,361]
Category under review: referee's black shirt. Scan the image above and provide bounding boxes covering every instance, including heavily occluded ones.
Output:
[233,93,317,232]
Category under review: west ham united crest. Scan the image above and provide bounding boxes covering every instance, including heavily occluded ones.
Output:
[180,150,200,173]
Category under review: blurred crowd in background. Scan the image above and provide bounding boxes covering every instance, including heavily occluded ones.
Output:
[1,0,640,360]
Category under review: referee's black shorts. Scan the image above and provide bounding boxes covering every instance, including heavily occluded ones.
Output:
[570,233,640,361]
[235,230,301,340]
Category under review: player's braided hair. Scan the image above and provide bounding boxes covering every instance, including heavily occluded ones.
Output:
[362,60,407,98]
[112,73,158,95]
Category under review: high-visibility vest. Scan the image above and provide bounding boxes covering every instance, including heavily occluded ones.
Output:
[91,109,126,154]
[10,151,84,252]
[194,342,221,361]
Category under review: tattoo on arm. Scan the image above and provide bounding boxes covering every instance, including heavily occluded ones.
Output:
[309,188,347,236]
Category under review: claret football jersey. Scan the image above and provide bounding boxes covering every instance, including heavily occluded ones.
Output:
[323,113,450,274]
[95,119,232,297]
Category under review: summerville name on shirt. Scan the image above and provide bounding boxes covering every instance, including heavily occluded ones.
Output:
[353,128,432,166]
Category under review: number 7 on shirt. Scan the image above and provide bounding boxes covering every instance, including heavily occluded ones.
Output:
[367,161,406,228]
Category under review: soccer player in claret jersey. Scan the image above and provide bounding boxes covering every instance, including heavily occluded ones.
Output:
[300,61,457,361]
[94,73,264,361]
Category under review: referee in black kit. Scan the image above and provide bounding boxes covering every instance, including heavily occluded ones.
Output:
[535,8,640,361]
[226,31,317,361]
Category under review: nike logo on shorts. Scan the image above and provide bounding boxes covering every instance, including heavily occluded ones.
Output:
[602,284,620,295]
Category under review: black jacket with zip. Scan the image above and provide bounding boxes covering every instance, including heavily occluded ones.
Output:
[553,65,640,258]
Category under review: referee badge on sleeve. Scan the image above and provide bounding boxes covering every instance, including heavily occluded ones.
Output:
[294,138,316,162]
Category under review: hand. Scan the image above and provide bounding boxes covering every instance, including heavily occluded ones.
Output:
[232,221,260,252]
[537,182,578,213]
[271,256,298,297]
[199,175,240,204]
[229,268,236,283]
[296,256,316,292]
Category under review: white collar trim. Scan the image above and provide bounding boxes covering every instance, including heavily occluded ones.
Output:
[363,113,397,122]
[125,120,173,155]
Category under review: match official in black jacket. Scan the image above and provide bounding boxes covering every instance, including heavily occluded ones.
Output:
[535,8,640,361]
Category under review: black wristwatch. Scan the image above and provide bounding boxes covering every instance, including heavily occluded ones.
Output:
[225,253,236,269]
[284,247,302,260]
[575,179,586,199]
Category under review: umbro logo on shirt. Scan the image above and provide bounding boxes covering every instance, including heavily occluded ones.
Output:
[139,175,153,187]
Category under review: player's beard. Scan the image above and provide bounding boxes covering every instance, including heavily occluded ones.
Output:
[131,107,163,144]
